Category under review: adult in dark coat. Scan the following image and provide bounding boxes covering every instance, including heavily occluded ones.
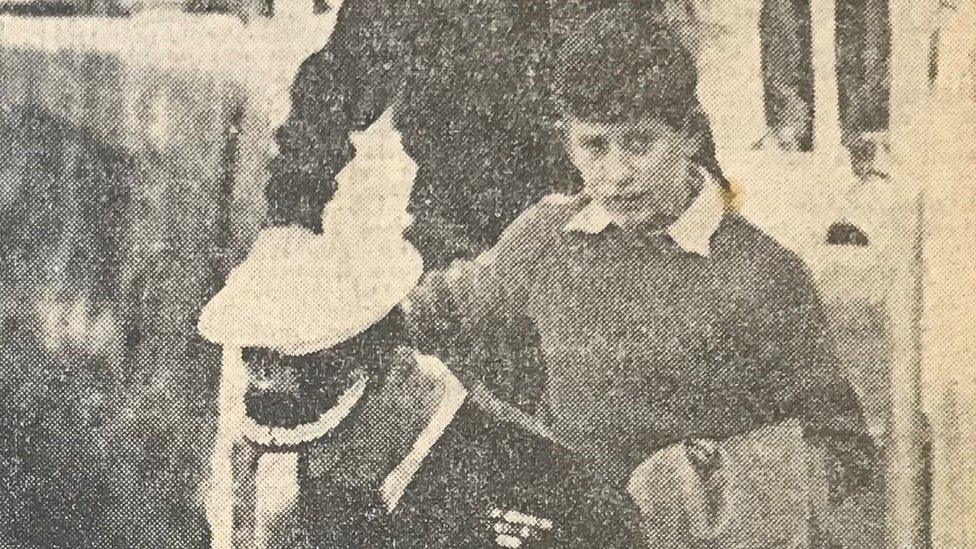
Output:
[257,337,647,548]
[197,221,646,547]
[264,0,708,269]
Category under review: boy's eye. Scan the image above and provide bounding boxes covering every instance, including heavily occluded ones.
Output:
[620,133,656,154]
[579,136,610,156]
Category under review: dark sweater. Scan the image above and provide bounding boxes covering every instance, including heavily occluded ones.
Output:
[439,194,872,486]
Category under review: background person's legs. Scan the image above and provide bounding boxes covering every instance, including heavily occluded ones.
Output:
[836,0,891,178]
[761,0,816,151]
[759,0,891,169]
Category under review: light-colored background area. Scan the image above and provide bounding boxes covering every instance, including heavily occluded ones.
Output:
[1,0,974,545]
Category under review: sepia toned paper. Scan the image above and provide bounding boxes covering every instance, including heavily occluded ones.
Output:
[1,0,973,547]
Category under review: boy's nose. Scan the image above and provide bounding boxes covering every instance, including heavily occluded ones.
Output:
[604,147,635,187]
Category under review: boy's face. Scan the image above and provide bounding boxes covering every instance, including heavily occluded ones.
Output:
[566,116,698,226]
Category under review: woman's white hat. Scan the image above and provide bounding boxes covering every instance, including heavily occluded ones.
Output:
[198,224,423,355]
[198,114,422,356]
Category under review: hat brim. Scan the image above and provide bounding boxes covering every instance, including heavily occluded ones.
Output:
[198,231,423,355]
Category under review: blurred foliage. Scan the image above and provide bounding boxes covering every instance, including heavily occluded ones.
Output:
[1,106,216,547]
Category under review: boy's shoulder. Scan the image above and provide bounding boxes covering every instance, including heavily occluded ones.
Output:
[715,214,785,253]
[714,213,814,285]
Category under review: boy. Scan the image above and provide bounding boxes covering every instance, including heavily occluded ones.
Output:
[407,6,880,545]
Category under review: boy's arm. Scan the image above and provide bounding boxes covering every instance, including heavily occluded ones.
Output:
[407,199,555,341]
[406,201,558,414]
[265,0,415,233]
[761,257,878,500]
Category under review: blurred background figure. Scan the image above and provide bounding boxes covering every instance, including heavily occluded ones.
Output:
[667,0,890,173]
[0,0,339,543]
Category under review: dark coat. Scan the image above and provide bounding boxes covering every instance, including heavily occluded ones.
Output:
[265,0,691,269]
[291,401,645,547]
[261,352,646,548]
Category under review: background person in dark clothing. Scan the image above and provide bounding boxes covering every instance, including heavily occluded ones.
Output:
[266,0,563,269]
[264,0,735,269]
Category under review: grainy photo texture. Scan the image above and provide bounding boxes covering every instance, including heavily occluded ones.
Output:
[1,0,974,547]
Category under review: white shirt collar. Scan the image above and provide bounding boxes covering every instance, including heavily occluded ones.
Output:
[563,172,727,257]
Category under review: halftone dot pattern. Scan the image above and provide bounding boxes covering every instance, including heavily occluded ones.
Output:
[1,0,958,546]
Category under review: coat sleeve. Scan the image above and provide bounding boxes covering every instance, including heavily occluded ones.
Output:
[264,0,415,233]
[562,476,649,547]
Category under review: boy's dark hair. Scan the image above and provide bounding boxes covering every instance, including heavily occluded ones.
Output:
[554,7,698,127]
[554,6,730,189]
